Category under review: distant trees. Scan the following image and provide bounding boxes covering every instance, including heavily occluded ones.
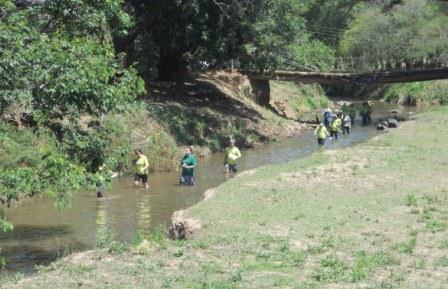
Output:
[339,0,448,71]
[113,0,336,96]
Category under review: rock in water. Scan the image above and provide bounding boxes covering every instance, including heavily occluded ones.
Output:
[377,123,386,130]
[387,118,399,128]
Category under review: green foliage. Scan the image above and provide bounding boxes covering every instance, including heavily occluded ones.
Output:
[0,125,86,208]
[96,226,127,253]
[149,225,168,250]
[404,194,417,207]
[351,251,398,282]
[395,237,417,254]
[39,0,133,37]
[383,81,448,105]
[0,1,146,213]
[433,256,448,267]
[312,255,349,282]
[340,0,448,71]
[286,40,335,71]
[0,1,144,122]
[305,0,360,47]
[101,104,179,172]
[0,217,13,232]
[241,0,307,71]
[148,101,262,152]
[270,81,330,120]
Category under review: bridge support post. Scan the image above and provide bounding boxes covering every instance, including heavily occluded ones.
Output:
[249,78,271,106]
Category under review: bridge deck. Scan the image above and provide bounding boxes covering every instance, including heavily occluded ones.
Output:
[245,68,448,84]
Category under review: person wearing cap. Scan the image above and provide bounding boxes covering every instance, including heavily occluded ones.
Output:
[224,138,241,173]
[314,123,330,146]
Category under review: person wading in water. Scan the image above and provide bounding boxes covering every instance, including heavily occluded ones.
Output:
[330,114,342,140]
[178,146,197,186]
[342,113,351,135]
[314,123,330,146]
[134,149,149,189]
[224,138,242,173]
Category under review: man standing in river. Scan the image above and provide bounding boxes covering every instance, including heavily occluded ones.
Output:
[178,146,197,186]
[224,138,242,173]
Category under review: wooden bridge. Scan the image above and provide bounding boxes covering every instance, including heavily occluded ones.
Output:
[245,67,448,85]
[244,67,448,106]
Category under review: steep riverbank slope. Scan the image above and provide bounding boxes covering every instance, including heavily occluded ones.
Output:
[146,72,327,152]
[4,107,448,289]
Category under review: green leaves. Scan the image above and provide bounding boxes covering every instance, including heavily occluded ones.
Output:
[340,0,448,71]
[0,1,145,211]
[26,37,141,120]
[0,125,85,208]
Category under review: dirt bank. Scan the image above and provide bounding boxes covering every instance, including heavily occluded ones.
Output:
[146,71,328,152]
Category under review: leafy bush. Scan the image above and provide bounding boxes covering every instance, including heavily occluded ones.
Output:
[0,125,86,213]
[383,81,448,105]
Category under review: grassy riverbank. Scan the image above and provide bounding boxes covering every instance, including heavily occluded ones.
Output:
[4,107,448,289]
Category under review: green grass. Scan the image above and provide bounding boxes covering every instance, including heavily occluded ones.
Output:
[5,106,448,289]
[270,81,330,121]
[383,80,448,105]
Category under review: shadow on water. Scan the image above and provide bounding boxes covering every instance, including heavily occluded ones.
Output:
[0,101,422,274]
[0,225,87,274]
[1,241,88,273]
[0,225,70,242]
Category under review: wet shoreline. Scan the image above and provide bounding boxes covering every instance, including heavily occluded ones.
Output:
[0,102,419,275]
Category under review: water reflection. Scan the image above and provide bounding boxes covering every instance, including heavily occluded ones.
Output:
[137,196,151,232]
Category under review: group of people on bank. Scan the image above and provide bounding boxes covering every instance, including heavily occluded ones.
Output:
[314,102,372,146]
[132,138,241,189]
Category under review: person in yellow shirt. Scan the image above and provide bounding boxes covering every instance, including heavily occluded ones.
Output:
[224,138,241,173]
[134,149,149,189]
[330,114,342,140]
[314,123,330,146]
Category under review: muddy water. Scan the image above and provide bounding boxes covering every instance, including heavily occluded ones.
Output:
[0,102,417,274]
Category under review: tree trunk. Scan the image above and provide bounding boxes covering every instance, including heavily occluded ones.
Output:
[175,63,187,98]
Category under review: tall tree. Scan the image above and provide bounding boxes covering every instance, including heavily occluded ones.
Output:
[339,0,448,71]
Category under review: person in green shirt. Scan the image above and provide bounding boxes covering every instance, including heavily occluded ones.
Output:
[224,138,242,173]
[314,123,330,146]
[178,146,197,186]
[134,149,149,189]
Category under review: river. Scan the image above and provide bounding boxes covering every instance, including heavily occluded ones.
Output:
[0,101,418,274]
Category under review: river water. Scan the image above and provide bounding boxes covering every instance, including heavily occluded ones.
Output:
[0,102,418,274]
